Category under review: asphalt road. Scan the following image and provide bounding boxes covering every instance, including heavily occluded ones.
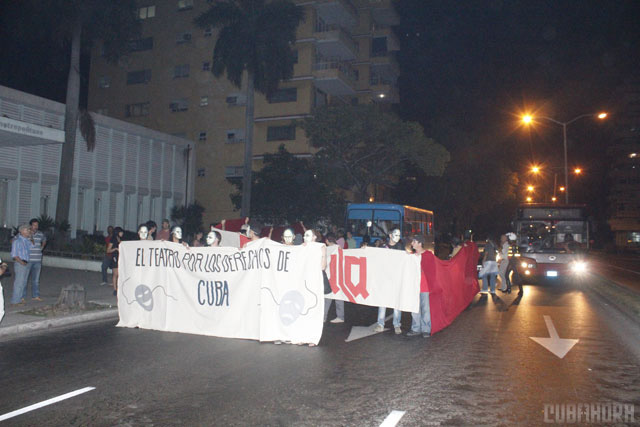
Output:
[1,275,639,426]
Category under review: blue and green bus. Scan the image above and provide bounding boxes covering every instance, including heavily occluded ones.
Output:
[345,203,434,249]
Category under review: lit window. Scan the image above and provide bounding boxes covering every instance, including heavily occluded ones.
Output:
[98,76,111,88]
[177,0,193,11]
[176,32,192,44]
[125,102,150,117]
[173,64,190,78]
[169,99,189,112]
[200,96,209,106]
[138,5,156,19]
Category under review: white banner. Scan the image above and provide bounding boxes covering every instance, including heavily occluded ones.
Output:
[324,246,420,313]
[117,239,324,344]
[116,241,421,342]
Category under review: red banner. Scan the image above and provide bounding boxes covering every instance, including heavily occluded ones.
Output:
[421,243,479,334]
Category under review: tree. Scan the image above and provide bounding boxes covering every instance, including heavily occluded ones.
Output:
[171,202,206,242]
[0,1,140,226]
[229,145,345,225]
[195,0,305,217]
[52,0,141,226]
[301,105,450,202]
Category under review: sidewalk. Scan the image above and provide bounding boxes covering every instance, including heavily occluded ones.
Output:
[0,264,118,339]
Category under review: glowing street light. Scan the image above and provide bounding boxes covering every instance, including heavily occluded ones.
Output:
[527,185,534,192]
[552,196,557,202]
[574,168,582,174]
[559,186,565,192]
[526,196,533,202]
[521,111,607,203]
[531,165,540,174]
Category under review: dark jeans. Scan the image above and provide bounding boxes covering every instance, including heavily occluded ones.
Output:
[101,255,112,282]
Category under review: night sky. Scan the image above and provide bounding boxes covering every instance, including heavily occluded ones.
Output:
[1,0,639,230]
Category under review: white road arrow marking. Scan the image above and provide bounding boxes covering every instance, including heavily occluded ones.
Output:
[530,315,579,359]
[345,314,392,342]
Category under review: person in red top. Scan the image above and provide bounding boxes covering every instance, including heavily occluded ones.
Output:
[406,234,431,338]
[156,219,171,241]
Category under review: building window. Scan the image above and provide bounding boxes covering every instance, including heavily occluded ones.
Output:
[267,125,296,141]
[225,166,243,178]
[202,62,211,71]
[226,130,244,143]
[177,0,193,11]
[127,37,154,52]
[371,37,388,57]
[169,99,189,112]
[176,32,192,44]
[126,69,152,85]
[198,131,207,141]
[138,5,156,19]
[125,102,150,117]
[173,64,190,78]
[268,87,297,103]
[204,27,213,37]
[98,76,111,88]
[200,96,209,106]
[198,168,206,177]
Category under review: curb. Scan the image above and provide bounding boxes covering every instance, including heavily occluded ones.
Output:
[0,308,119,339]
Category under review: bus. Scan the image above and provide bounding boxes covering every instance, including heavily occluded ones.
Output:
[513,203,589,279]
[345,203,434,250]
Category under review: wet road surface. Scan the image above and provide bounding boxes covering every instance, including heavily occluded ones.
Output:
[1,275,639,426]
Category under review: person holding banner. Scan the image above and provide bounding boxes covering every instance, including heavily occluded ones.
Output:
[407,234,431,338]
[321,230,345,323]
[107,227,124,295]
[375,229,404,334]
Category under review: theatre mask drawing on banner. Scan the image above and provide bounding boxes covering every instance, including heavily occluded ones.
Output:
[303,229,314,244]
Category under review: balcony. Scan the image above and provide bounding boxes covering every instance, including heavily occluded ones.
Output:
[314,0,358,29]
[371,0,400,27]
[314,22,359,61]
[313,61,356,96]
[373,28,400,51]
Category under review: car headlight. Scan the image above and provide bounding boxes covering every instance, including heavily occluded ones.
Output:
[570,261,588,274]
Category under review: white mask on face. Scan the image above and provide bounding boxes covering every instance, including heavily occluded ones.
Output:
[173,227,182,240]
[391,229,401,244]
[303,229,314,244]
[138,226,149,240]
[283,229,294,244]
[206,231,217,246]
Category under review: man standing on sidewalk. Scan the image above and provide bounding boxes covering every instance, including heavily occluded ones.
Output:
[10,224,34,306]
[101,225,114,286]
[24,218,46,301]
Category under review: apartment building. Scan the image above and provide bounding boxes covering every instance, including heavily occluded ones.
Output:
[607,80,640,251]
[87,0,400,225]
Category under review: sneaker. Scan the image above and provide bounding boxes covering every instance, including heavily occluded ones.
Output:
[274,341,282,345]
[374,324,384,332]
[394,327,402,335]
[329,317,344,324]
[32,297,43,302]
[406,330,421,337]
[100,282,108,286]
[422,332,431,338]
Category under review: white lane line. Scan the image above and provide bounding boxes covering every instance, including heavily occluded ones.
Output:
[0,387,95,422]
[380,410,406,427]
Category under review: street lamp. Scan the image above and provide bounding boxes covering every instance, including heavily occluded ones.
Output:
[521,112,607,203]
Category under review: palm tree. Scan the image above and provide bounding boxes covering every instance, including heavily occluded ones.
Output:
[195,0,304,217]
[52,0,140,225]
